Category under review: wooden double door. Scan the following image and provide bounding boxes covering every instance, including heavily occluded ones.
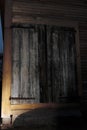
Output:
[11,24,78,104]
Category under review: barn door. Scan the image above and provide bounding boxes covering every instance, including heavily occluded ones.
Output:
[46,26,77,102]
[11,24,77,104]
[11,25,40,104]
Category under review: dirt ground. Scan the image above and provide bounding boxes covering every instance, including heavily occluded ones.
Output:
[0,106,87,130]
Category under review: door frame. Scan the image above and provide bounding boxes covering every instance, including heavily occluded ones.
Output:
[1,0,82,124]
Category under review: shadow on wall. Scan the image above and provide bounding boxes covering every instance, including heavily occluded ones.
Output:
[12,106,85,129]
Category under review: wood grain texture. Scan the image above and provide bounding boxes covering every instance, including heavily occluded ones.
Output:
[11,0,87,92]
[11,24,77,104]
[46,26,77,102]
[12,26,40,104]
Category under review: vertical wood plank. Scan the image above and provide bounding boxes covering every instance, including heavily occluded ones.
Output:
[11,28,20,104]
[29,27,40,103]
[1,0,12,118]
[38,25,47,102]
[52,27,61,101]
[20,29,29,103]
[46,25,52,102]
[33,26,40,103]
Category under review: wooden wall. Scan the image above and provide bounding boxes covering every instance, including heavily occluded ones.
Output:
[11,0,87,102]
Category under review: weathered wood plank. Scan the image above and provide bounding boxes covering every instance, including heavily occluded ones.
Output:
[46,26,53,102]
[33,27,40,103]
[38,25,47,102]
[20,29,29,103]
[11,28,20,104]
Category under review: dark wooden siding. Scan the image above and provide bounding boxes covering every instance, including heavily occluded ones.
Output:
[12,0,87,102]
[12,0,87,22]
[79,24,87,103]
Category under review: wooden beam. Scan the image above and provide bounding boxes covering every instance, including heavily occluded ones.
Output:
[1,0,12,119]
